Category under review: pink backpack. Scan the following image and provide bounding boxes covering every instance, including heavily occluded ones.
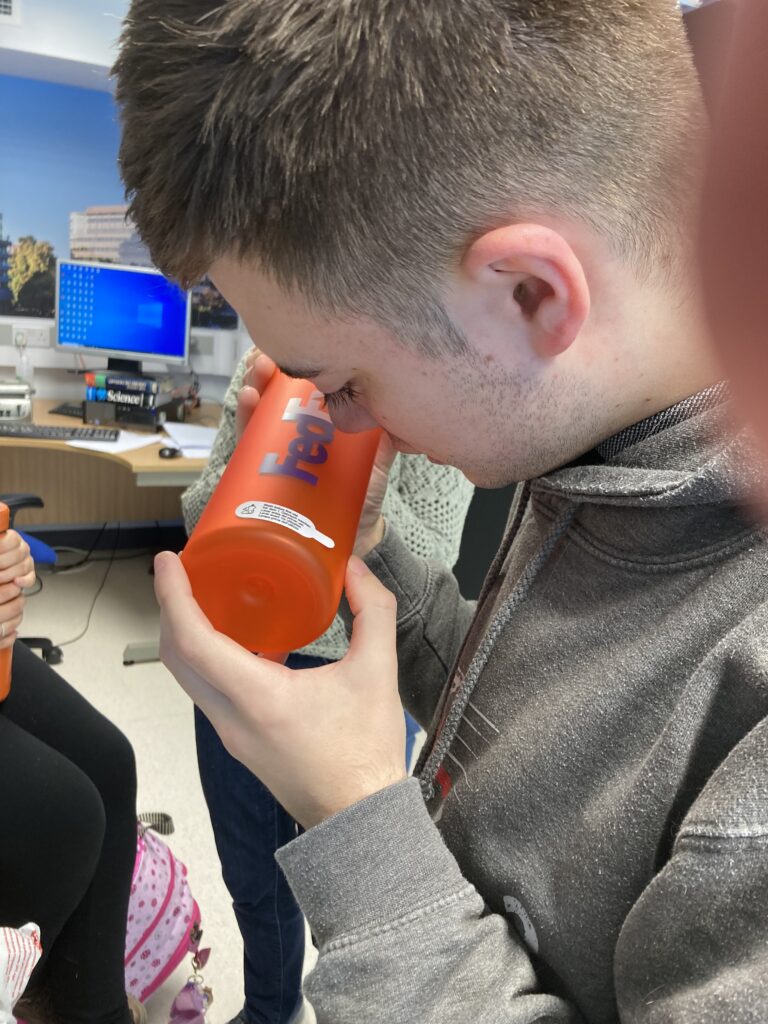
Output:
[124,815,208,1006]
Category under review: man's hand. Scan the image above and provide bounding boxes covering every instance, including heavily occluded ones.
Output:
[155,550,406,829]
[236,346,393,558]
[0,530,35,650]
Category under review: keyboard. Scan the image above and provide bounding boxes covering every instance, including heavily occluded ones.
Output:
[0,422,120,442]
[50,401,84,419]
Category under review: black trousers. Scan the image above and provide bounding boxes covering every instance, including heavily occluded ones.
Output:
[0,642,137,1023]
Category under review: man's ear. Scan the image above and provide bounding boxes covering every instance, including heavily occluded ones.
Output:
[462,224,590,358]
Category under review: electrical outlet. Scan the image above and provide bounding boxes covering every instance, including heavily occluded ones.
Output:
[12,326,50,348]
[190,333,215,357]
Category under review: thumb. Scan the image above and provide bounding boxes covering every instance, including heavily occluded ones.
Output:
[154,549,193,601]
[345,557,397,668]
[154,550,215,647]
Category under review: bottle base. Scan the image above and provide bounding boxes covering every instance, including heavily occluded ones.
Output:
[181,528,338,653]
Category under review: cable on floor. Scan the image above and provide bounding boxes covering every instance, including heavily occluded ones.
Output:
[55,522,122,650]
[51,522,108,572]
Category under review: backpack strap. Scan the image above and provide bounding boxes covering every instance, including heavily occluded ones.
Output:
[137,812,175,837]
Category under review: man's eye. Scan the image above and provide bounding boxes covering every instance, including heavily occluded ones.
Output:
[322,384,360,411]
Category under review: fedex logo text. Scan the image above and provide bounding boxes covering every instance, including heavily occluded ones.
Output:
[259,392,335,486]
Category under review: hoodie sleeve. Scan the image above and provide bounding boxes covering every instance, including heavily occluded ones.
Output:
[279,746,768,1024]
[276,779,580,1024]
[359,518,477,729]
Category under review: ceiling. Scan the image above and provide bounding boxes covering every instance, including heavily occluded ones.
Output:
[0,0,128,90]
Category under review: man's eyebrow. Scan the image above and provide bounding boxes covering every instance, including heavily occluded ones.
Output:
[277,365,323,381]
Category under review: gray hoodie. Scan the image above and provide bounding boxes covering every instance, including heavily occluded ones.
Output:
[277,402,768,1023]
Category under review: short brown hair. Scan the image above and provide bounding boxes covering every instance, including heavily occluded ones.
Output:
[115,1,703,353]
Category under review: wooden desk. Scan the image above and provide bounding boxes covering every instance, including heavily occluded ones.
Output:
[0,398,222,525]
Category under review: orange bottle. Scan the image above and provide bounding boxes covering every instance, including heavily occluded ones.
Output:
[181,372,380,653]
[0,503,12,701]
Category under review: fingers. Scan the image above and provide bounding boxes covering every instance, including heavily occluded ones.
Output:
[235,384,262,441]
[243,345,261,374]
[0,582,21,605]
[154,551,214,658]
[0,554,33,588]
[373,433,398,476]
[160,624,236,729]
[236,351,277,441]
[243,350,277,393]
[0,593,25,622]
[0,592,25,648]
[0,612,23,637]
[0,529,33,593]
[0,630,17,651]
[0,532,30,575]
[153,552,285,707]
[14,567,36,591]
[154,552,240,719]
[345,558,398,671]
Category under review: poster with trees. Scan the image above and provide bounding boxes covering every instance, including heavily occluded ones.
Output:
[0,73,237,328]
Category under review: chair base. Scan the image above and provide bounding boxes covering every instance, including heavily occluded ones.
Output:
[20,637,63,665]
[123,640,160,665]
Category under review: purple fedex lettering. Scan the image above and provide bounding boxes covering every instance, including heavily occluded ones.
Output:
[260,391,336,485]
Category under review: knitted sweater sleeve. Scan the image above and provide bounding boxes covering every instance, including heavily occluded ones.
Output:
[180,357,243,536]
[181,353,475,660]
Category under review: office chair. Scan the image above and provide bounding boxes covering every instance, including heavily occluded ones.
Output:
[0,492,62,665]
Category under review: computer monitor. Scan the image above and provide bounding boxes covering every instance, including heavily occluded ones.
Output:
[55,259,191,375]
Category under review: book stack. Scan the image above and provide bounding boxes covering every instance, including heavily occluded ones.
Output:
[83,371,187,430]
[84,370,179,407]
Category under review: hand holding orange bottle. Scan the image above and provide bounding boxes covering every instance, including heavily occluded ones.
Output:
[181,352,389,654]
[0,506,36,700]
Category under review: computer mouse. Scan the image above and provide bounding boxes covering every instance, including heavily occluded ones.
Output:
[159,446,182,459]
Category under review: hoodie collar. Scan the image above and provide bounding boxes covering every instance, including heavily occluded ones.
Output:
[533,395,765,509]
[595,382,729,462]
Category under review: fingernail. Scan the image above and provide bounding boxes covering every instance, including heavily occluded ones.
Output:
[348,556,370,576]
[154,551,172,574]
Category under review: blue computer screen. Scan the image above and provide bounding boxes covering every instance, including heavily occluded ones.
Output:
[57,261,189,360]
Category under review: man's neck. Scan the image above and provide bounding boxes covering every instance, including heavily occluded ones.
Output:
[597,279,724,441]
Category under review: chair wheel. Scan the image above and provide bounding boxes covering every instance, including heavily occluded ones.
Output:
[45,646,63,665]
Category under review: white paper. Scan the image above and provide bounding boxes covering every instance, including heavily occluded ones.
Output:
[66,430,162,454]
[162,422,218,449]
[180,447,212,460]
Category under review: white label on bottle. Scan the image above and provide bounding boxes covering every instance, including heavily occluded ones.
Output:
[235,501,335,549]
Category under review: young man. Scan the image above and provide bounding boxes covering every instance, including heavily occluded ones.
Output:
[115,2,768,1021]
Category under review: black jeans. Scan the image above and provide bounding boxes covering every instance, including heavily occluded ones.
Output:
[0,642,137,1024]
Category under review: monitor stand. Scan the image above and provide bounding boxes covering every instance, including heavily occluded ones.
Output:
[106,357,152,379]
